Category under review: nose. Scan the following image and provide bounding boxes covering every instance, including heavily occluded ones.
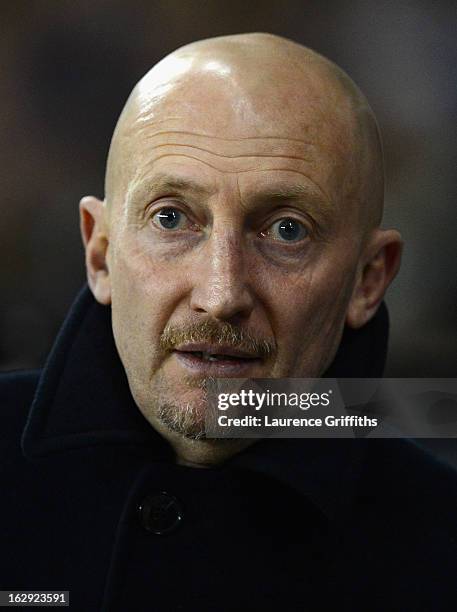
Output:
[189,228,255,322]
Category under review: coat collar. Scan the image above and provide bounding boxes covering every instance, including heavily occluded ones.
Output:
[22,285,389,519]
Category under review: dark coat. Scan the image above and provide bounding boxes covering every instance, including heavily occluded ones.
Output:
[1,286,457,611]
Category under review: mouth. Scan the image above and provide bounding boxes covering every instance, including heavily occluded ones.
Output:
[172,344,263,374]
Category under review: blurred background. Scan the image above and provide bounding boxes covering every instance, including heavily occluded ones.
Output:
[1,0,456,375]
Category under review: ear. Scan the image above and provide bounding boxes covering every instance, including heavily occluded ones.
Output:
[79,196,111,305]
[346,229,403,329]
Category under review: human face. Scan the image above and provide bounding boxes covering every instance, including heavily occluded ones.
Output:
[105,71,364,440]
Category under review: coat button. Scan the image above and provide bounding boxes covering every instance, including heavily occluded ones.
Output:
[138,491,184,535]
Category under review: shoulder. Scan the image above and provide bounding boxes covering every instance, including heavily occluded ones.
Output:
[361,437,457,495]
[334,439,457,607]
[0,369,41,406]
[0,369,41,442]
[352,438,457,544]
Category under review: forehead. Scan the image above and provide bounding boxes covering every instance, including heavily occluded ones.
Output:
[129,64,354,145]
[109,67,358,217]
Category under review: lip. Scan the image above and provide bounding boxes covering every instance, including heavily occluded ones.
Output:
[174,343,259,359]
[173,349,263,376]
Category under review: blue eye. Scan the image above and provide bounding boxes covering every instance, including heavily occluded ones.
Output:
[152,207,187,230]
[268,217,308,242]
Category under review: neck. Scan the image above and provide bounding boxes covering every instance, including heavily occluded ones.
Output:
[168,433,256,467]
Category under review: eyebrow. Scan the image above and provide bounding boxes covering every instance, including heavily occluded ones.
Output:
[246,182,335,226]
[127,173,214,206]
[249,183,330,206]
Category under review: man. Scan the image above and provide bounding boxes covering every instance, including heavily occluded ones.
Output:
[1,33,456,611]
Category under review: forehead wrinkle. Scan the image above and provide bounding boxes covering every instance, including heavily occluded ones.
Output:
[137,128,318,146]
[133,127,319,160]
[148,142,315,164]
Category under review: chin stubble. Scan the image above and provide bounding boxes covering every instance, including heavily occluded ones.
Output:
[157,401,207,440]
[155,377,217,440]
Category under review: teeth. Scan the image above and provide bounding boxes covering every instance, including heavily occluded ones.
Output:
[200,352,236,361]
[203,352,220,361]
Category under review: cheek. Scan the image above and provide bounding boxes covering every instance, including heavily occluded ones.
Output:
[264,250,357,373]
[108,233,189,371]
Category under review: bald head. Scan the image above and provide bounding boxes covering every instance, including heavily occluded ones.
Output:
[105,33,384,234]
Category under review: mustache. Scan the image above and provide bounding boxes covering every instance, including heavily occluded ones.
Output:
[159,319,275,360]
